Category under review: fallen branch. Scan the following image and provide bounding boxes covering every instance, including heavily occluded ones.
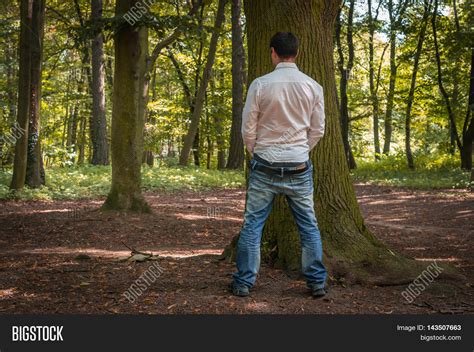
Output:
[118,242,160,263]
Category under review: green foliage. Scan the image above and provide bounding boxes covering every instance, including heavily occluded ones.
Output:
[0,0,471,200]
[338,0,472,162]
[351,153,471,189]
[0,163,245,200]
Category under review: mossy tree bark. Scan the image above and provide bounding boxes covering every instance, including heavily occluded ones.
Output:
[102,0,150,212]
[225,0,424,285]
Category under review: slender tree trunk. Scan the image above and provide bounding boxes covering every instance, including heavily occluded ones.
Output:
[432,0,461,150]
[90,0,109,165]
[449,119,457,154]
[66,107,73,148]
[384,0,409,155]
[192,130,200,166]
[25,0,46,187]
[212,74,226,169]
[10,0,33,190]
[102,0,150,212]
[205,97,212,169]
[384,40,396,155]
[3,43,18,166]
[384,1,396,155]
[471,148,474,190]
[450,71,460,155]
[224,0,422,284]
[336,0,357,169]
[179,0,227,166]
[405,0,432,169]
[75,0,96,165]
[432,0,472,169]
[226,0,245,170]
[78,112,87,164]
[168,49,193,106]
[6,45,17,125]
[206,140,212,169]
[166,4,205,167]
[168,48,198,167]
[191,3,206,167]
[106,55,114,87]
[70,102,80,163]
[61,72,72,147]
[142,66,157,168]
[462,49,474,170]
[368,0,381,160]
[167,48,199,166]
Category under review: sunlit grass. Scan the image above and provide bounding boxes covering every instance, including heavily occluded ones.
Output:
[0,164,245,200]
[350,153,471,190]
[0,152,470,201]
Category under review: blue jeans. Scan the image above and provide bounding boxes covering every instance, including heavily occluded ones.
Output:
[233,155,327,290]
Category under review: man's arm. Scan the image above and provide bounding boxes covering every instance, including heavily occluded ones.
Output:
[307,87,325,150]
[241,79,260,155]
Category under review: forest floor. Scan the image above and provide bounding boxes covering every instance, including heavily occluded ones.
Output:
[0,184,473,314]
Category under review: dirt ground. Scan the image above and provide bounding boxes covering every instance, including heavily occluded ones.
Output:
[0,184,472,314]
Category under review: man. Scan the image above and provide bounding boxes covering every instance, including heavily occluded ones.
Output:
[230,32,327,298]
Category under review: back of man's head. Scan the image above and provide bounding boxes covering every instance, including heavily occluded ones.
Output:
[270,32,299,59]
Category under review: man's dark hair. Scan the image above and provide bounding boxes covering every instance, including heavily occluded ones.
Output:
[270,32,299,59]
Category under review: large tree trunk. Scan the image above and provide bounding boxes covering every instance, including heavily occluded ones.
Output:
[179,0,227,166]
[25,0,46,187]
[90,0,110,165]
[10,0,34,190]
[224,0,423,284]
[102,0,150,212]
[405,0,432,169]
[226,0,245,170]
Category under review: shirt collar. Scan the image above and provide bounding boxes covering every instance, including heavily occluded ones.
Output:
[275,62,299,70]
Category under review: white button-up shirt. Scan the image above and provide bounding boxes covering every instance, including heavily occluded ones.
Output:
[241,62,325,163]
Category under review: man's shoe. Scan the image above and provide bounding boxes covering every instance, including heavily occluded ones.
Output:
[229,282,249,297]
[311,287,326,298]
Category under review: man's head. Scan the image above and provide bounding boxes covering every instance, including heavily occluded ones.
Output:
[270,32,299,66]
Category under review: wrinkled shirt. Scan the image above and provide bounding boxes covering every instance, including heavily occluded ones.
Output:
[241,62,325,163]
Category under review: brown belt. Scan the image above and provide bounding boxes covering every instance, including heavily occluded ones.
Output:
[253,162,309,177]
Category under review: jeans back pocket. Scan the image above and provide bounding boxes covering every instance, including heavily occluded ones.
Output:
[289,166,313,197]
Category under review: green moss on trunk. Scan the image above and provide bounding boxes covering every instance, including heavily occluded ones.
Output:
[102,0,150,213]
